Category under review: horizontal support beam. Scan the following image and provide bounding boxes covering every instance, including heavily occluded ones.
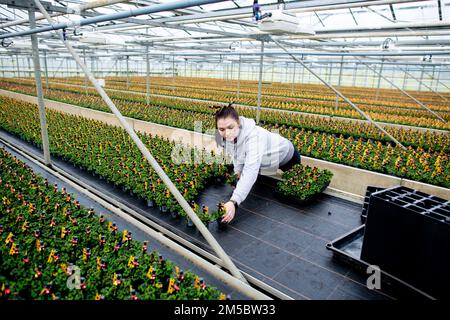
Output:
[0,0,228,39]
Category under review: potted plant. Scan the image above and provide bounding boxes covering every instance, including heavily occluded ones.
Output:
[275,164,333,205]
[214,203,228,231]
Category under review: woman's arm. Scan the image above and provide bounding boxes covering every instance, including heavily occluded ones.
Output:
[222,134,263,223]
[230,133,264,206]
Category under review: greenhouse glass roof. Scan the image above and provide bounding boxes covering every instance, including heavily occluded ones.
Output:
[0,0,449,64]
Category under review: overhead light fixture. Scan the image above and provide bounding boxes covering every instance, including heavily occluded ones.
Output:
[258,10,315,35]
[422,54,432,62]
[380,37,401,52]
[78,35,125,45]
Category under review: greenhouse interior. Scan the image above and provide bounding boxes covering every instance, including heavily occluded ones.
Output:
[0,0,449,303]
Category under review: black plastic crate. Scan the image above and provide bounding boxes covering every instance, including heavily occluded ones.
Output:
[360,186,450,299]
[326,225,435,299]
[361,186,386,223]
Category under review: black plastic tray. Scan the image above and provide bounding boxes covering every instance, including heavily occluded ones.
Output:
[274,183,329,206]
[326,225,436,300]
[360,186,386,223]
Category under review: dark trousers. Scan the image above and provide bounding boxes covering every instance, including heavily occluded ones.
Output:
[279,147,301,172]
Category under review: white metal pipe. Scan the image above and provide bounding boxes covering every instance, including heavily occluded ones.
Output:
[43,50,49,89]
[237,54,241,99]
[29,8,51,166]
[0,0,131,30]
[126,55,130,90]
[2,0,228,40]
[375,59,384,101]
[15,55,20,78]
[418,67,425,91]
[34,0,247,284]
[256,41,264,124]
[335,55,344,109]
[290,30,450,40]
[318,20,450,33]
[146,46,150,105]
[154,0,424,24]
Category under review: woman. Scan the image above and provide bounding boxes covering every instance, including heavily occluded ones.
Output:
[213,104,301,223]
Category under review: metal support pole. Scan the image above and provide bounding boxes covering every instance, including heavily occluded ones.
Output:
[90,57,95,78]
[0,58,3,77]
[29,7,51,166]
[64,58,67,78]
[269,36,406,150]
[285,63,289,83]
[222,61,226,81]
[431,65,436,90]
[352,63,358,87]
[256,41,264,124]
[230,61,234,82]
[237,54,241,99]
[15,54,20,78]
[27,56,31,78]
[335,55,344,109]
[402,65,408,90]
[435,68,441,91]
[327,63,332,83]
[357,58,446,122]
[184,58,187,77]
[43,50,49,89]
[172,54,175,92]
[126,55,130,90]
[83,49,88,95]
[364,64,369,87]
[291,62,296,95]
[34,0,247,284]
[418,66,424,91]
[301,63,305,84]
[146,46,150,105]
[375,58,384,100]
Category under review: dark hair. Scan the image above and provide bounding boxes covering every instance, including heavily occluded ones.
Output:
[210,102,239,128]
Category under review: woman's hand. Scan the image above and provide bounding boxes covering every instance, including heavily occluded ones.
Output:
[236,172,241,179]
[221,201,236,223]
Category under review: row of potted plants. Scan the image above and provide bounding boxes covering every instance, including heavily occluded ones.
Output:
[105,80,449,115]
[1,79,448,153]
[3,78,448,129]
[0,97,229,224]
[52,78,450,122]
[0,146,226,300]
[276,126,449,188]
[0,94,448,188]
[56,75,450,110]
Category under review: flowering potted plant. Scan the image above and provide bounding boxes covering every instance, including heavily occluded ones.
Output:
[276,164,333,205]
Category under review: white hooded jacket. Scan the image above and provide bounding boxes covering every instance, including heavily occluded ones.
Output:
[215,116,294,205]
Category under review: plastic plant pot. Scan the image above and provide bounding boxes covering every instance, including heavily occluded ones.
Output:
[216,218,228,231]
[275,182,330,206]
[159,205,168,213]
[171,211,179,219]
[186,217,194,227]
[146,200,154,208]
